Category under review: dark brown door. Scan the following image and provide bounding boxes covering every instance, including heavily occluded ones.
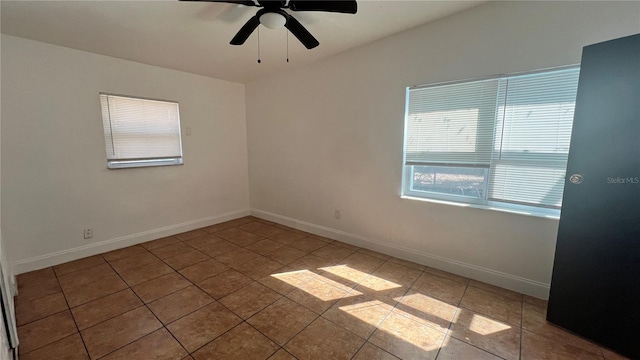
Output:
[547,33,640,358]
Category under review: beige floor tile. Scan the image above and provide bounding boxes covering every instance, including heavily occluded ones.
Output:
[233,256,284,280]
[131,272,191,303]
[199,240,243,257]
[102,245,147,262]
[322,294,394,339]
[268,349,299,360]
[315,264,371,288]
[219,281,282,319]
[167,302,242,353]
[15,277,62,304]
[268,231,308,245]
[393,289,458,332]
[329,240,360,251]
[197,269,253,299]
[288,254,336,271]
[523,294,548,307]
[108,251,160,274]
[202,222,236,234]
[216,228,264,247]
[341,252,386,274]
[118,260,175,286]
[258,268,314,295]
[469,280,523,301]
[371,261,423,287]
[353,342,400,360]
[239,221,287,237]
[411,272,468,306]
[424,267,469,284]
[449,308,521,360]
[460,286,522,327]
[184,234,223,251]
[247,297,318,345]
[388,257,426,271]
[192,322,278,360]
[369,312,446,360]
[355,277,409,303]
[286,276,353,314]
[522,301,602,355]
[436,336,503,360]
[215,248,262,268]
[20,333,88,360]
[289,237,328,253]
[174,229,208,241]
[71,289,143,330]
[15,292,68,326]
[245,239,285,256]
[101,328,188,360]
[62,274,128,307]
[81,306,162,359]
[521,329,605,360]
[285,317,365,360]
[178,258,228,283]
[57,263,117,290]
[140,236,181,251]
[53,255,106,276]
[147,285,213,324]
[357,248,391,261]
[311,244,356,263]
[149,242,193,260]
[163,249,210,270]
[266,246,307,265]
[17,267,57,286]
[17,310,77,354]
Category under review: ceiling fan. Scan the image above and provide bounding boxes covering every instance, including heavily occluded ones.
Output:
[182,0,358,49]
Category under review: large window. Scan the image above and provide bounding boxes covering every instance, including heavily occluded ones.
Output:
[402,67,580,216]
[100,93,183,169]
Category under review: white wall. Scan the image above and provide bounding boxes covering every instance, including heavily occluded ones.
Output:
[245,1,640,298]
[1,35,250,274]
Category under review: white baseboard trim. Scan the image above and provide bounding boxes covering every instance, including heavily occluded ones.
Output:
[11,209,250,275]
[251,209,550,299]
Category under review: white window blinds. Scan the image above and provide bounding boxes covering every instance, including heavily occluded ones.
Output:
[489,69,580,208]
[405,79,498,166]
[100,94,183,169]
[404,67,580,211]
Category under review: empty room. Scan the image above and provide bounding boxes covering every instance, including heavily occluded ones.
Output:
[1,0,639,359]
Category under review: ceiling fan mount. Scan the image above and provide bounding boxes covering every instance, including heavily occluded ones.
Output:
[181,0,358,49]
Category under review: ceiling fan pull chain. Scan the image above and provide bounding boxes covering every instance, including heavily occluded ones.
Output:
[257,27,261,64]
[286,30,289,63]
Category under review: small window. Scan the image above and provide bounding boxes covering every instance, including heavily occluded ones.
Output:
[403,67,580,216]
[100,93,183,169]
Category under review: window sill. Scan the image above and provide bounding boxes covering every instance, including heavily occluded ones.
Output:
[400,195,560,220]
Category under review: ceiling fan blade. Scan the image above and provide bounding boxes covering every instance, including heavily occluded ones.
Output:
[230,15,260,45]
[179,0,258,6]
[284,14,319,49]
[288,1,357,14]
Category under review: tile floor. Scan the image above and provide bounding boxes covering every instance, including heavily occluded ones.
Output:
[14,216,628,360]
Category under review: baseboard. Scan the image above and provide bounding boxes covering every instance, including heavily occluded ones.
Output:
[11,209,250,275]
[251,209,550,299]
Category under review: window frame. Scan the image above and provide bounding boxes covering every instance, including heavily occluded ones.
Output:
[99,93,184,169]
[401,66,580,218]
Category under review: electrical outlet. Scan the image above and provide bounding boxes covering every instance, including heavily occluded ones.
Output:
[335,209,341,220]
[84,228,93,239]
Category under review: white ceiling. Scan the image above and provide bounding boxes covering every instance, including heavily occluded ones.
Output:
[1,0,484,83]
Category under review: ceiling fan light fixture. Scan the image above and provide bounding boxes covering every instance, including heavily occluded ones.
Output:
[259,12,286,29]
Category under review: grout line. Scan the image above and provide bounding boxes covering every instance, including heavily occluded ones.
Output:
[52,266,92,359]
[520,299,524,360]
